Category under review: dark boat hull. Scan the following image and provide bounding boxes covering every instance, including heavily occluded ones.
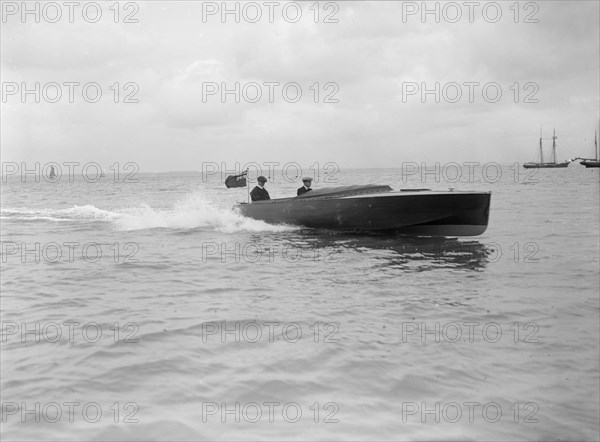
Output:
[580,160,600,168]
[523,162,569,169]
[235,190,491,236]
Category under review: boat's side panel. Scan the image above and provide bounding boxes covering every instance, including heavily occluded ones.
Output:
[236,192,491,236]
[523,163,569,168]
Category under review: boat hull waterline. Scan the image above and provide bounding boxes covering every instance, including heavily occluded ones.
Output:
[580,159,600,168]
[523,162,570,169]
[234,187,491,237]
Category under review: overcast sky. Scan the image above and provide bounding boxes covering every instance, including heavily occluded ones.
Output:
[1,1,599,171]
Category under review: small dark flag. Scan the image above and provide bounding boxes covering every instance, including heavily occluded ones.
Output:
[225,171,247,188]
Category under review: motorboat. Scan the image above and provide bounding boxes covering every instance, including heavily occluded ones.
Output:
[234,185,491,236]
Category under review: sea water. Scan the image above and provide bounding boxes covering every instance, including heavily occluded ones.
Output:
[1,165,599,440]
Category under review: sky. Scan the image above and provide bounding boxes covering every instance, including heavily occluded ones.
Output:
[1,0,599,172]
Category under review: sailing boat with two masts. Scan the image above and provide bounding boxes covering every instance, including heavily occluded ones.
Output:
[579,131,600,168]
[523,128,570,169]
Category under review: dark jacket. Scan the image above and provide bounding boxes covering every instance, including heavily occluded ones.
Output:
[251,186,270,201]
[297,186,312,196]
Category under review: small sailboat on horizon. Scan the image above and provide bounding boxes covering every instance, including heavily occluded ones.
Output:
[523,128,571,169]
[579,131,600,168]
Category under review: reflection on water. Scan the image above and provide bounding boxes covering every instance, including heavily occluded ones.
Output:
[247,230,493,272]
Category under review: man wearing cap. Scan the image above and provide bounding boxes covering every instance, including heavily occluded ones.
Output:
[250,176,270,201]
[297,177,313,196]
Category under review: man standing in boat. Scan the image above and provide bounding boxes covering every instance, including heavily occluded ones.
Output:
[297,177,313,196]
[250,176,270,201]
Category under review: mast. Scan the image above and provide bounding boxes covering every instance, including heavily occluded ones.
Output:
[539,127,544,164]
[552,128,557,164]
[595,130,598,161]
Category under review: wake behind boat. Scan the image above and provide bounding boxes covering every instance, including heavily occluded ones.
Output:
[234,185,491,236]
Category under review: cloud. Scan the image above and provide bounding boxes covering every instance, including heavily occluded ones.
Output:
[1,1,598,170]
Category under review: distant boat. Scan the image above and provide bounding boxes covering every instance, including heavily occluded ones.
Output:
[523,128,570,169]
[49,166,56,179]
[579,131,600,168]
